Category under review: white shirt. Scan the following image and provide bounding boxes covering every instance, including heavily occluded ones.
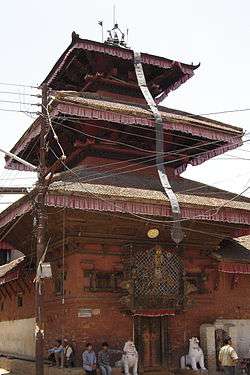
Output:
[219,345,238,366]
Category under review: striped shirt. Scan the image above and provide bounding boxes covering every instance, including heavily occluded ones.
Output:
[219,345,238,366]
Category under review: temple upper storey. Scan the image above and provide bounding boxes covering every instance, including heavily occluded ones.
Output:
[4,33,243,173]
[42,32,199,104]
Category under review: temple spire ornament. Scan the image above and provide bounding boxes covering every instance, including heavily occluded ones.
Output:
[98,6,130,48]
[105,22,129,48]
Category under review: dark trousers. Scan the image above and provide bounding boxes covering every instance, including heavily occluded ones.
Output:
[85,371,97,375]
[223,366,236,375]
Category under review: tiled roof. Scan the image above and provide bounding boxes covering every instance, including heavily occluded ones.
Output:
[55,92,243,135]
[236,235,250,250]
[217,238,250,262]
[0,256,25,278]
[50,169,250,211]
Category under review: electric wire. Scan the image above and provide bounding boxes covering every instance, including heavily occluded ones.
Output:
[0,96,249,240]
[0,82,39,89]
[0,91,41,98]
[53,97,250,143]
[0,99,40,106]
[43,104,66,159]
[54,114,250,154]
[51,115,250,164]
[0,108,39,114]
[48,134,250,188]
[57,121,249,163]
[201,108,250,116]
[50,147,250,228]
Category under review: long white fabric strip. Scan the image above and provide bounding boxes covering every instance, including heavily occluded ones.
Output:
[133,51,183,243]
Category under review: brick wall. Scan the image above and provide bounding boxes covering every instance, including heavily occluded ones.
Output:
[0,247,250,368]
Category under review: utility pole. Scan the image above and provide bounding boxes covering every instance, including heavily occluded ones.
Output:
[35,83,48,375]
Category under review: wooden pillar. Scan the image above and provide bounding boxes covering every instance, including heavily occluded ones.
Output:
[135,316,144,374]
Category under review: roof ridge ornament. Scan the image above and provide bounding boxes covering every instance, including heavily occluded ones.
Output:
[105,23,129,48]
[98,6,130,49]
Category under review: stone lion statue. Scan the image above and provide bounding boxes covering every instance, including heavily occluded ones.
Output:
[180,337,207,371]
[122,340,138,375]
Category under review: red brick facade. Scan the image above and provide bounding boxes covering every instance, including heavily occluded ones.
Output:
[1,245,250,368]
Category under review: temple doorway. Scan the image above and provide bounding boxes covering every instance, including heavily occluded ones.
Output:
[134,316,168,371]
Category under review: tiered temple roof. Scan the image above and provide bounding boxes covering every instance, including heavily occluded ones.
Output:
[1,33,249,248]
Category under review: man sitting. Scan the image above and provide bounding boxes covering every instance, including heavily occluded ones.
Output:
[64,339,75,367]
[48,339,64,367]
[82,343,97,375]
[98,342,122,375]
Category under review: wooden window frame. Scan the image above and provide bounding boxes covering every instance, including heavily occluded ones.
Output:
[84,270,123,292]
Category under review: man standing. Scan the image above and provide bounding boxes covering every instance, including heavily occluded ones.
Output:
[82,343,97,375]
[219,336,238,375]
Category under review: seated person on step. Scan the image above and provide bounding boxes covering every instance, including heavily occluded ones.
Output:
[82,343,97,375]
[64,339,75,367]
[98,342,123,375]
[48,339,64,367]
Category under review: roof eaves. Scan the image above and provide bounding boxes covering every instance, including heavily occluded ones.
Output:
[41,35,198,87]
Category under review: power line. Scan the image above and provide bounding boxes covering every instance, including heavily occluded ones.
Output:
[54,114,248,154]
[54,115,250,154]
[53,151,249,231]
[52,123,250,185]
[54,100,249,144]
[57,120,247,161]
[201,108,250,116]
[0,99,40,106]
[0,108,38,114]
[0,91,41,98]
[0,82,39,89]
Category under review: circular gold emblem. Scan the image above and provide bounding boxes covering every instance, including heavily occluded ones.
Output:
[147,228,160,239]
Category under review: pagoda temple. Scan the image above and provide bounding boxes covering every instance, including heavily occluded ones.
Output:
[0,31,249,373]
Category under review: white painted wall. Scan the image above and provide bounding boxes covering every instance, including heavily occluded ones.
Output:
[0,317,35,359]
[216,319,250,358]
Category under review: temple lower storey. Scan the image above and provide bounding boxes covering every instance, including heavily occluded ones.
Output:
[0,206,250,372]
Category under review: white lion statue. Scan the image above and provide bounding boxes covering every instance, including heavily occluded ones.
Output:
[123,340,138,375]
[180,337,207,371]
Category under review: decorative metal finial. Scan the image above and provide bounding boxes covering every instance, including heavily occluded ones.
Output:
[97,6,130,48]
[104,22,130,48]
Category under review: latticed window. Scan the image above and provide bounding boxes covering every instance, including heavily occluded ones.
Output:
[83,271,123,291]
[132,246,184,309]
[54,271,67,295]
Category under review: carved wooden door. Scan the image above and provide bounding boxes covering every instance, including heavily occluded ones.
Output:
[135,316,168,371]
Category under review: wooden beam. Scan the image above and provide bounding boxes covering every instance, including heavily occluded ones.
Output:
[81,73,103,92]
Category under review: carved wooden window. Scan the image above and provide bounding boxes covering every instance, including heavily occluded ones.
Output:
[54,271,67,295]
[132,247,184,309]
[84,271,123,291]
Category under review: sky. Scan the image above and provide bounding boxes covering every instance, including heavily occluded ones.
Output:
[0,0,249,210]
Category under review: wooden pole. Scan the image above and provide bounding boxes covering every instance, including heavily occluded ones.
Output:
[35,83,48,375]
